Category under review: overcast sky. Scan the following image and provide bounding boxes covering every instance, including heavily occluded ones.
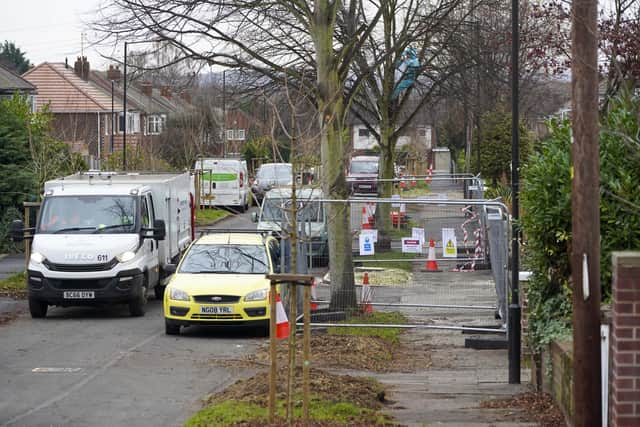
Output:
[2,0,111,71]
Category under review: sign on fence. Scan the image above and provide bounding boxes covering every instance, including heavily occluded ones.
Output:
[359,234,375,256]
[402,238,422,253]
[442,228,457,257]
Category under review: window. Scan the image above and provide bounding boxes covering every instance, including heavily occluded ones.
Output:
[226,129,234,140]
[358,128,369,137]
[236,129,245,140]
[118,112,140,133]
[147,115,164,134]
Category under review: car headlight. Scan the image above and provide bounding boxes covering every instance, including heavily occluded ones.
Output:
[245,288,268,302]
[116,250,136,263]
[30,252,45,264]
[169,287,190,301]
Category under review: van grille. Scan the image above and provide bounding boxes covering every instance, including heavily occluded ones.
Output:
[47,278,113,290]
[44,259,118,272]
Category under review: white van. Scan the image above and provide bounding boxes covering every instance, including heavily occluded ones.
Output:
[253,187,328,261]
[11,171,194,318]
[195,158,249,212]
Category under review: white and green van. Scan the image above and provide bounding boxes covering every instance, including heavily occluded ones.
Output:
[195,158,249,212]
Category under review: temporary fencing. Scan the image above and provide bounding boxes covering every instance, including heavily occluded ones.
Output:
[288,173,510,335]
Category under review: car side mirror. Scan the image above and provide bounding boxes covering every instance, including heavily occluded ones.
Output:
[153,219,166,241]
[251,212,258,223]
[10,220,25,242]
[164,263,177,274]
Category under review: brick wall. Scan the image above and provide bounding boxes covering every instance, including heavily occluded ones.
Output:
[541,340,574,425]
[610,252,640,427]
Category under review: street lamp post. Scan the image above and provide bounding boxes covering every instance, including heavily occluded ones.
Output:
[222,70,226,158]
[123,41,128,171]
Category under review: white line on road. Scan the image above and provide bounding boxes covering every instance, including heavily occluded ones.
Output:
[2,329,164,427]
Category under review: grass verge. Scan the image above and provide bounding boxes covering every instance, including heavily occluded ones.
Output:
[0,271,26,293]
[327,311,408,344]
[194,208,230,226]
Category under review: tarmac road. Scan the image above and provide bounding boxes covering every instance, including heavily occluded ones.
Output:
[0,210,264,427]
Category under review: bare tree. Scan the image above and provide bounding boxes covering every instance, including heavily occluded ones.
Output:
[94,0,386,309]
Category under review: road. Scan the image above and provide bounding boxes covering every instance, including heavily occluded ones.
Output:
[0,208,262,427]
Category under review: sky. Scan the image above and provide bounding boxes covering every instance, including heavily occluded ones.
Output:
[2,0,112,71]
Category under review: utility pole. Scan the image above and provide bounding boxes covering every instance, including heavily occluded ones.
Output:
[571,0,601,423]
[123,41,128,171]
[508,0,521,384]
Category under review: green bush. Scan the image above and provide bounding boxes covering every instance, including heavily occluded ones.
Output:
[520,91,640,352]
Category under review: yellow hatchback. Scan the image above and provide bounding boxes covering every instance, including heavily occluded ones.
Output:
[163,232,281,335]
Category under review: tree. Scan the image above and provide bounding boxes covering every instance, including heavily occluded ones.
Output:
[0,41,32,74]
[94,0,386,310]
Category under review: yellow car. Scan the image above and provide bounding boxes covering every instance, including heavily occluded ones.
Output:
[163,232,281,335]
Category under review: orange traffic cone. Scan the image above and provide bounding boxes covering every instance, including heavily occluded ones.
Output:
[310,278,318,311]
[275,293,289,339]
[367,203,376,227]
[425,164,433,184]
[410,177,417,187]
[400,179,406,190]
[361,272,373,314]
[361,206,371,229]
[424,239,441,272]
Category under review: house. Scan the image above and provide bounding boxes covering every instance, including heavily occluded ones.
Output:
[23,56,191,165]
[0,63,36,106]
[22,58,123,162]
[224,109,250,156]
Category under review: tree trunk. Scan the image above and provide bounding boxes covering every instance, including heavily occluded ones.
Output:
[314,8,356,311]
[377,125,395,251]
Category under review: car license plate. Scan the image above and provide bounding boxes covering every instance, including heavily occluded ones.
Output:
[63,291,95,299]
[200,306,232,314]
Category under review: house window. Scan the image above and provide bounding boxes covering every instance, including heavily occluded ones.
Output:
[226,129,234,140]
[118,112,140,133]
[236,129,245,140]
[358,128,369,137]
[147,115,164,134]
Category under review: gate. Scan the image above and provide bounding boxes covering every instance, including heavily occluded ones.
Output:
[305,173,510,334]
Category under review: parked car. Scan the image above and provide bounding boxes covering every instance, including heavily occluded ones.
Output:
[163,231,281,335]
[251,163,293,204]
[194,158,249,212]
[347,155,380,195]
[253,187,328,263]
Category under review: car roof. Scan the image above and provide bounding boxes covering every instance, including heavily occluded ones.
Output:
[258,163,292,169]
[351,155,379,162]
[194,233,268,245]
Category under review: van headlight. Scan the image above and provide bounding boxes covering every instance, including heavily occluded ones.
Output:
[116,251,136,263]
[245,289,268,302]
[30,252,45,264]
[169,287,190,301]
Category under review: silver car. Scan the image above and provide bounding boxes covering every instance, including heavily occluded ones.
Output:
[251,163,293,204]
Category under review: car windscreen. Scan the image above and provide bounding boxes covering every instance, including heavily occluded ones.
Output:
[179,244,269,274]
[38,196,137,234]
[257,164,292,184]
[262,197,323,223]
[350,161,379,174]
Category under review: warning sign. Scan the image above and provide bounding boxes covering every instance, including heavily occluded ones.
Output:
[442,228,457,258]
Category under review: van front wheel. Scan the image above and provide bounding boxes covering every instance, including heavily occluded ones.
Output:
[129,284,148,317]
[29,297,48,318]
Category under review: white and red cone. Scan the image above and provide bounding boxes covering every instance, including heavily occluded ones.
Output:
[275,293,289,339]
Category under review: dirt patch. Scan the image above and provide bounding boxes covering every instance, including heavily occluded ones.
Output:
[480,391,566,426]
[221,330,431,373]
[0,291,27,299]
[202,368,401,427]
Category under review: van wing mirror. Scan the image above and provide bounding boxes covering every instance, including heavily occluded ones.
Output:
[164,263,177,274]
[10,220,25,242]
[153,219,166,241]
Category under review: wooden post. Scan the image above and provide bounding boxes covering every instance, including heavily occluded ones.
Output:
[571,0,602,424]
[303,284,311,423]
[286,283,296,425]
[268,281,277,425]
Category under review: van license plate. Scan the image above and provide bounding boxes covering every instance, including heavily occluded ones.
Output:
[63,291,95,299]
[200,306,232,314]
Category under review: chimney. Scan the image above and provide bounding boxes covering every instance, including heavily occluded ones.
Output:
[107,65,121,81]
[73,56,90,81]
[160,85,172,99]
[141,81,153,97]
